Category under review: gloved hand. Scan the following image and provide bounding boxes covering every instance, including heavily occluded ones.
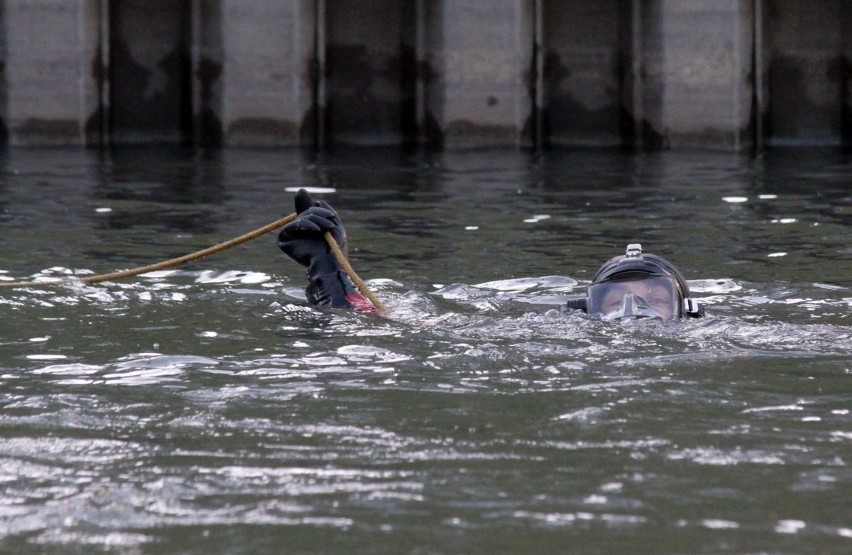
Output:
[278,189,373,310]
[278,189,347,273]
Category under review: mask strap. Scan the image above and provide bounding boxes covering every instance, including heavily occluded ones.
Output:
[683,298,704,317]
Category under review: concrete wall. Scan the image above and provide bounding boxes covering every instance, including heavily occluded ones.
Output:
[0,0,849,150]
[202,0,317,146]
[0,0,102,146]
[421,0,535,148]
[633,0,755,150]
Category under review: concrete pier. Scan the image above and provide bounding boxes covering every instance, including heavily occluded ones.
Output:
[633,0,755,150]
[199,1,317,146]
[0,0,102,145]
[0,0,849,150]
[421,0,535,148]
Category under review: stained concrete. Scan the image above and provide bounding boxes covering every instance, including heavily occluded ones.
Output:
[420,0,536,148]
[1,0,101,146]
[0,0,849,150]
[208,0,316,146]
[633,0,755,150]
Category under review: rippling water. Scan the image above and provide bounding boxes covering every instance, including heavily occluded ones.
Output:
[0,147,850,554]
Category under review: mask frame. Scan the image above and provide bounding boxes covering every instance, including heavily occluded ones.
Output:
[587,276,679,320]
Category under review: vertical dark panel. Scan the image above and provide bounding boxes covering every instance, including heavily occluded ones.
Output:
[766,0,844,145]
[842,2,852,145]
[324,0,416,145]
[194,0,223,146]
[630,0,667,150]
[0,1,7,145]
[86,0,110,146]
[109,0,192,143]
[541,0,628,147]
[399,0,419,144]
[753,0,766,152]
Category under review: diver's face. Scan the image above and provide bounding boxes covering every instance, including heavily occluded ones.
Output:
[590,277,678,320]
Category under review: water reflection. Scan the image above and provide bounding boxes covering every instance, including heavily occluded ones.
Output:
[0,147,850,554]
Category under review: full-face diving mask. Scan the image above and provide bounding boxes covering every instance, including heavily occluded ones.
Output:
[566,243,704,320]
[588,275,678,320]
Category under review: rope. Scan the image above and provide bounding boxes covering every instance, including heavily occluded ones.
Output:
[81,213,299,284]
[0,213,298,287]
[0,212,384,311]
[324,231,385,312]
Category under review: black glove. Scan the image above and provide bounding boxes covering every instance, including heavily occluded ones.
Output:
[278,189,347,270]
[278,189,358,308]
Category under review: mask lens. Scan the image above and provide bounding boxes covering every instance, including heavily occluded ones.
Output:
[588,276,678,320]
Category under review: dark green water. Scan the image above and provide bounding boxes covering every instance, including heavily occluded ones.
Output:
[0,147,850,554]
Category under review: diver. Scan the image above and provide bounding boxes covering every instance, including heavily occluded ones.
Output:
[567,243,705,320]
[278,190,705,321]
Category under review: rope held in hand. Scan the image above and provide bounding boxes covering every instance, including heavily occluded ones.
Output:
[0,214,384,311]
[324,231,385,312]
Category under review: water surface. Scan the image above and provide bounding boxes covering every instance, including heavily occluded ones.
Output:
[0,146,850,554]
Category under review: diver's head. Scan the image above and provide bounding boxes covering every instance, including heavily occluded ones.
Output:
[570,244,704,321]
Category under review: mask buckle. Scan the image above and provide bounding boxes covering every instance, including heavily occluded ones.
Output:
[625,243,642,258]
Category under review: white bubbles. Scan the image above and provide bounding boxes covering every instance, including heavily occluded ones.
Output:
[284,186,336,194]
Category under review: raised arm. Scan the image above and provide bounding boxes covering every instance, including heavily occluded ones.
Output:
[277,189,375,311]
